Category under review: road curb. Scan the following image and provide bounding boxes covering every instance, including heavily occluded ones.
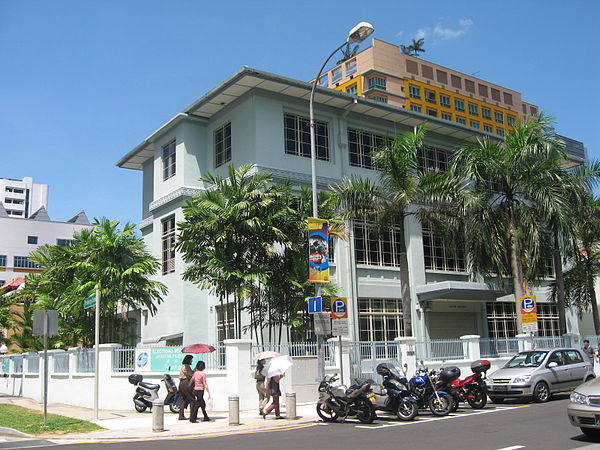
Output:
[0,426,34,439]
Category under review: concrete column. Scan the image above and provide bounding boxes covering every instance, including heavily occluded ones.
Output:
[224,339,253,410]
[98,344,121,410]
[517,334,534,351]
[152,399,164,432]
[228,394,240,426]
[460,335,481,361]
[285,392,297,419]
[67,347,78,374]
[395,336,417,378]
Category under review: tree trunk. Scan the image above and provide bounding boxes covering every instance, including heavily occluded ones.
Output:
[398,217,412,337]
[552,232,567,335]
[507,205,525,334]
[588,256,600,335]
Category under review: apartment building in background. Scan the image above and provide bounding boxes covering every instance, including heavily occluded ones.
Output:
[0,177,49,219]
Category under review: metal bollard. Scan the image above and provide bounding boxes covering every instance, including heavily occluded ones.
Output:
[152,399,164,432]
[285,392,297,420]
[228,394,239,426]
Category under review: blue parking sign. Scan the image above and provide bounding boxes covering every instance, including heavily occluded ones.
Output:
[308,296,322,314]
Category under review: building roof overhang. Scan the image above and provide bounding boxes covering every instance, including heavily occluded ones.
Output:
[116,67,494,170]
[415,280,506,303]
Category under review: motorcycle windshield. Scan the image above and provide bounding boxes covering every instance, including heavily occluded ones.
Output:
[380,363,404,380]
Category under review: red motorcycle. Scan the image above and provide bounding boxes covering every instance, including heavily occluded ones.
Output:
[436,360,490,411]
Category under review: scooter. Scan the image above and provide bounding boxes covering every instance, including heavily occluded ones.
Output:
[371,362,418,421]
[128,373,180,414]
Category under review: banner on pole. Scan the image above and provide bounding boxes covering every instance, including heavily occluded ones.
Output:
[308,217,330,283]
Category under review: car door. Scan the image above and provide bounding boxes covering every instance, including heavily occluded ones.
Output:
[545,351,571,391]
[564,350,589,388]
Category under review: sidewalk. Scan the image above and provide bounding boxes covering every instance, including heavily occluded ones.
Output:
[0,394,319,442]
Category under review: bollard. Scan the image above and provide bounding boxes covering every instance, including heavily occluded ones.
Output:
[229,394,240,426]
[285,392,297,420]
[152,399,164,432]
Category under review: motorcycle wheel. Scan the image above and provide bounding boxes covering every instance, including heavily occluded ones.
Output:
[450,396,459,412]
[466,387,487,409]
[169,402,180,414]
[428,394,452,417]
[134,403,147,413]
[354,399,376,424]
[316,401,339,422]
[396,401,418,421]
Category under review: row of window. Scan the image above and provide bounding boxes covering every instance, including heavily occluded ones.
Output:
[319,59,358,86]
[0,255,41,269]
[4,198,24,204]
[409,104,507,136]
[5,187,25,194]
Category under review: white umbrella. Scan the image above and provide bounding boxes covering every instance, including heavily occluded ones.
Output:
[261,355,293,378]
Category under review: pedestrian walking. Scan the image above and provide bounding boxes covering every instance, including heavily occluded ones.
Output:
[583,340,596,365]
[189,361,211,423]
[255,359,269,415]
[262,374,283,419]
[177,354,194,420]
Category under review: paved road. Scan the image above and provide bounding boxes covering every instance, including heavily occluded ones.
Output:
[2,397,599,450]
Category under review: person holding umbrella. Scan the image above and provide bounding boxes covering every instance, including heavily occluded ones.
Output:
[261,355,292,419]
[178,354,194,420]
[253,351,280,416]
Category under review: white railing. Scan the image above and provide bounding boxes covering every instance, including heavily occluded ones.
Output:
[53,352,69,373]
[75,348,95,373]
[416,339,465,361]
[480,338,520,357]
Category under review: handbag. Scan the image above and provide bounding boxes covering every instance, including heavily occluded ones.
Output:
[205,395,213,412]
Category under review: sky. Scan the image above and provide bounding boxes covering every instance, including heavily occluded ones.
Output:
[1,1,599,226]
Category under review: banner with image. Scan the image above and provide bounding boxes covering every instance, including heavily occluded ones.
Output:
[308,217,330,283]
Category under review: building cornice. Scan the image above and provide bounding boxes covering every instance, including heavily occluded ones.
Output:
[148,187,204,212]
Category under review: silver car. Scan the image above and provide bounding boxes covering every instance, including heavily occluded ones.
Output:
[487,348,595,403]
[568,377,600,439]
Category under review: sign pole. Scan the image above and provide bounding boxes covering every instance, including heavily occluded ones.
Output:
[93,284,100,421]
[338,334,344,385]
[43,311,48,426]
[316,285,324,381]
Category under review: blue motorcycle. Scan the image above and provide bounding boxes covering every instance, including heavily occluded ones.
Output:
[408,365,453,416]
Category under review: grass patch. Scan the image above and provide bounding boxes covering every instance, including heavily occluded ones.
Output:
[0,404,103,436]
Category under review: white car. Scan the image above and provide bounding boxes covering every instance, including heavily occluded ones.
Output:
[568,376,600,439]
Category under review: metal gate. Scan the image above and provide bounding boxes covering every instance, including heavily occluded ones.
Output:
[348,341,401,383]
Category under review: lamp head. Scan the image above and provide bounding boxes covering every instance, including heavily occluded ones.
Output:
[347,21,374,43]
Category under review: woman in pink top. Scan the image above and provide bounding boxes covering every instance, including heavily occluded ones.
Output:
[189,361,211,422]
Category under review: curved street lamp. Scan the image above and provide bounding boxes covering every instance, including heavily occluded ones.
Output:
[309,21,374,218]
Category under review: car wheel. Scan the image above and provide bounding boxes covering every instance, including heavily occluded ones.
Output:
[581,427,600,440]
[489,396,504,404]
[532,381,551,403]
[586,375,595,382]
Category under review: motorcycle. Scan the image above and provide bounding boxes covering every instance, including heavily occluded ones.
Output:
[128,373,180,414]
[408,363,453,416]
[371,363,418,421]
[437,360,490,412]
[316,374,376,424]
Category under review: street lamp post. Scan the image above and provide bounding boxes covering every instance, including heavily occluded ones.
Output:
[309,22,374,380]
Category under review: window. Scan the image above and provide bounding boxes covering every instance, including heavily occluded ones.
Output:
[353,219,403,267]
[14,256,40,269]
[371,95,388,103]
[487,302,559,338]
[495,111,504,124]
[427,108,437,117]
[346,84,358,95]
[345,59,357,75]
[284,113,329,161]
[161,215,176,275]
[7,210,22,216]
[410,104,422,113]
[496,128,505,137]
[5,187,24,194]
[482,107,491,120]
[470,120,480,129]
[0,255,6,267]
[4,198,23,204]
[27,236,38,245]
[465,79,475,93]
[491,88,501,101]
[441,112,452,121]
[454,99,465,112]
[214,122,232,168]
[216,303,235,344]
[359,298,404,342]
[503,92,513,105]
[436,70,448,84]
[162,141,176,181]
[422,223,465,272]
[425,90,436,103]
[409,85,421,99]
[483,124,493,133]
[348,129,385,169]
[507,115,516,127]
[468,103,479,115]
[368,76,386,90]
[418,147,450,171]
[456,116,466,125]
[451,74,462,89]
[56,239,75,246]
[331,68,342,82]
[478,84,489,97]
[440,95,451,108]
[319,75,328,87]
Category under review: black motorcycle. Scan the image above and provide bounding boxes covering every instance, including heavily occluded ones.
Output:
[316,374,376,424]
[128,373,180,414]
[371,363,418,421]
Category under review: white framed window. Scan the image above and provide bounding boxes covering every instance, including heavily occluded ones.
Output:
[353,219,403,267]
[422,223,465,272]
[483,124,493,133]
[425,90,436,103]
[345,59,357,75]
[495,111,504,124]
[56,239,75,247]
[215,122,232,168]
[348,128,385,169]
[162,140,176,181]
[456,116,466,125]
[359,298,404,342]
[0,255,6,267]
[482,107,491,120]
[486,302,558,338]
[27,236,38,245]
[419,147,450,171]
[283,113,329,161]
[441,112,452,121]
[470,120,480,129]
[216,303,235,344]
[440,95,451,108]
[14,256,40,269]
[368,76,387,90]
[507,115,516,126]
[469,103,479,115]
[409,85,421,99]
[346,84,358,95]
[161,215,176,275]
[371,95,388,103]
[497,128,505,137]
[454,99,465,112]
[319,74,328,87]
[410,104,422,113]
[332,68,342,82]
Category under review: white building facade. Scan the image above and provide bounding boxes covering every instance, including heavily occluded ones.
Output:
[0,177,48,219]
[117,68,589,346]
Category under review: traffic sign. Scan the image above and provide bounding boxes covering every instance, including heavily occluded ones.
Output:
[332,318,349,336]
[83,294,96,309]
[330,297,348,319]
[307,296,323,314]
[314,312,331,336]
[519,295,538,333]
[520,295,537,314]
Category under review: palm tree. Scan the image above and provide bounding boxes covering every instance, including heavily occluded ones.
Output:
[336,43,359,65]
[401,38,426,57]
[330,125,431,336]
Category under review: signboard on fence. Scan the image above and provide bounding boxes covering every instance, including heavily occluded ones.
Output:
[332,318,349,336]
[1,358,9,373]
[135,347,190,372]
[314,312,331,336]
[520,295,539,334]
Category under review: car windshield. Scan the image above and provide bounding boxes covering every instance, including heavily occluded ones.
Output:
[504,351,548,368]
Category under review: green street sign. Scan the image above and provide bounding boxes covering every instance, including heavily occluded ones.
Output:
[83,294,96,309]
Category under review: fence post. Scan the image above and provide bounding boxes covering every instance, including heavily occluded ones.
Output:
[98,344,122,410]
[460,335,481,361]
[517,334,533,351]
[68,347,78,374]
[563,333,579,349]
[395,337,417,378]
[224,339,253,411]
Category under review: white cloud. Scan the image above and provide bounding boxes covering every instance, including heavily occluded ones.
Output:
[414,28,429,40]
[432,18,473,40]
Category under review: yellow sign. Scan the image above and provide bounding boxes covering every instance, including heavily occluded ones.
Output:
[522,314,538,323]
